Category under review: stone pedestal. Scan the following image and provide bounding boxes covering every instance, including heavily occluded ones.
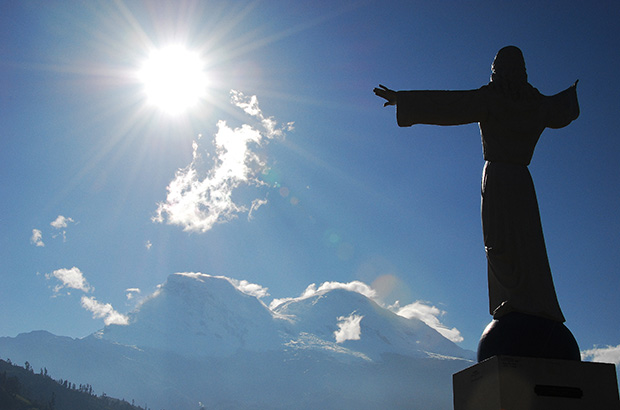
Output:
[453,356,620,410]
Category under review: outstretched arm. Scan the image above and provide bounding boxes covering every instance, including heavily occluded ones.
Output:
[544,80,580,129]
[375,84,488,127]
[373,84,397,107]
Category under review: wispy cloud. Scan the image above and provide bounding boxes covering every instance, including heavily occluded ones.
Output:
[30,216,76,245]
[81,296,129,326]
[270,281,377,310]
[46,267,93,294]
[50,215,76,242]
[334,312,364,343]
[153,90,293,233]
[175,272,270,299]
[125,288,141,300]
[314,281,377,299]
[45,266,128,326]
[582,344,620,364]
[390,301,464,343]
[227,278,270,299]
[30,229,45,247]
[248,198,268,220]
[50,215,75,229]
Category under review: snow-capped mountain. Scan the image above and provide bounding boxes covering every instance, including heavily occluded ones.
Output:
[274,287,468,361]
[99,272,471,361]
[0,272,475,409]
[99,272,286,357]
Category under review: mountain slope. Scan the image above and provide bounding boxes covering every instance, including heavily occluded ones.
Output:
[100,273,286,357]
[0,333,470,410]
[0,359,144,410]
[99,272,472,361]
[275,287,469,360]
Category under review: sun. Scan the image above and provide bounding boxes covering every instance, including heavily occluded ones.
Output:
[138,45,208,115]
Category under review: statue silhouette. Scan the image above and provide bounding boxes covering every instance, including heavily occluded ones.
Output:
[375,46,581,361]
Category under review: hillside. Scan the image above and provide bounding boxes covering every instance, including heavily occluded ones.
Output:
[0,359,146,410]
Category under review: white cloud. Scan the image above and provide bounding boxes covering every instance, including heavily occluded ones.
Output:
[81,296,129,326]
[231,92,261,117]
[334,312,364,343]
[30,229,44,247]
[230,90,294,137]
[43,266,128,326]
[582,344,620,364]
[270,281,377,310]
[153,90,292,233]
[227,278,270,299]
[46,267,93,294]
[125,288,141,300]
[315,281,377,299]
[49,215,76,242]
[391,301,464,343]
[50,215,74,229]
[175,272,270,299]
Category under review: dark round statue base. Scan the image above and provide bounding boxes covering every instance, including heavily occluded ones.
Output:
[477,312,581,362]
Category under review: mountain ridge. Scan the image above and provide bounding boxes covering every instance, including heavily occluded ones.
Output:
[98,272,472,361]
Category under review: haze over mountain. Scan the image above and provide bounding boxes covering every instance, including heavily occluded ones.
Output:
[1,273,474,409]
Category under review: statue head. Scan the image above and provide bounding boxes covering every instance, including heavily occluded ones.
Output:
[491,46,527,84]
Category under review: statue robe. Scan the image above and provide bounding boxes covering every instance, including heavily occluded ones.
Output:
[395,83,579,322]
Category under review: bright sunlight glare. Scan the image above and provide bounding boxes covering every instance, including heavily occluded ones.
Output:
[138,46,208,115]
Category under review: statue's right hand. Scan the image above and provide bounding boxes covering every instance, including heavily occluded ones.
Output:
[373,84,397,107]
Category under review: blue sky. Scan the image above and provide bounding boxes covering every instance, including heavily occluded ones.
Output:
[2,0,620,359]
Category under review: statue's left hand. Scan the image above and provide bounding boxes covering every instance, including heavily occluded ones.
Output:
[373,84,397,107]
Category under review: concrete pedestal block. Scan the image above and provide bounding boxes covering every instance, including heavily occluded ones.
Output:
[453,356,620,410]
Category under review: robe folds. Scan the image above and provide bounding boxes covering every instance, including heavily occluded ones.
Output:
[395,83,579,322]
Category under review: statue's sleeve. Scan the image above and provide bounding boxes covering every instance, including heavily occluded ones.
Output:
[543,82,580,129]
[396,88,488,127]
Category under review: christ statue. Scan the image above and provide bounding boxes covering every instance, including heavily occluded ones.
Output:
[374,46,580,361]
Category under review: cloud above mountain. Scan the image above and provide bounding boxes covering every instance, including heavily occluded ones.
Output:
[175,272,270,299]
[270,281,377,309]
[46,267,93,294]
[45,266,128,326]
[390,301,464,343]
[81,296,129,326]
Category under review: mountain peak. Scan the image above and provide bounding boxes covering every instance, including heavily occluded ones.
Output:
[273,286,470,360]
[96,272,472,361]
[99,272,283,357]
